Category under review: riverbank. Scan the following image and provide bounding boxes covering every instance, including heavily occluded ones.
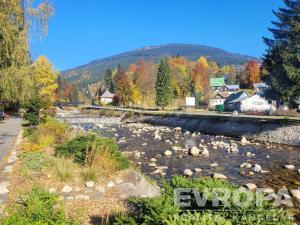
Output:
[81,106,300,146]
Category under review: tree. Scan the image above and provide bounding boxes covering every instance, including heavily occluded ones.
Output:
[240,61,260,88]
[32,56,59,104]
[104,69,115,92]
[262,0,300,106]
[191,57,209,93]
[0,0,53,108]
[114,64,133,105]
[155,59,172,108]
[227,65,238,85]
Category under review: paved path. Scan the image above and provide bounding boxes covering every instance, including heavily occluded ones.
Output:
[0,117,21,163]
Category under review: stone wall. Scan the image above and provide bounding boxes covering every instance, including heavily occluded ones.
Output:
[140,115,300,146]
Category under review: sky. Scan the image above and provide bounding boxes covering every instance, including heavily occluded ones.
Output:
[30,0,284,71]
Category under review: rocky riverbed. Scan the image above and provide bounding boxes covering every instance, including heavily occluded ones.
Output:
[58,112,300,215]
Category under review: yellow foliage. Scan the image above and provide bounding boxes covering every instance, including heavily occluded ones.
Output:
[32,56,59,104]
[131,85,142,104]
[198,56,209,69]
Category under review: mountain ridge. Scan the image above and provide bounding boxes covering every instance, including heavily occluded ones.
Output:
[62,43,259,82]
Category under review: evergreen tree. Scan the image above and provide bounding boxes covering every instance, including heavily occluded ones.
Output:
[104,68,115,92]
[262,0,300,106]
[155,59,171,108]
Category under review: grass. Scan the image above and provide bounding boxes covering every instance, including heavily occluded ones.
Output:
[45,156,76,182]
[1,187,76,225]
[80,166,98,182]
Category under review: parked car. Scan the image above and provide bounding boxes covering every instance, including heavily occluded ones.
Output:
[0,110,5,120]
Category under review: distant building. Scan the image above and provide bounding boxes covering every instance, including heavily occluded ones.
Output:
[224,91,276,114]
[223,84,240,93]
[254,82,268,92]
[100,89,115,104]
[209,92,230,110]
[224,91,249,112]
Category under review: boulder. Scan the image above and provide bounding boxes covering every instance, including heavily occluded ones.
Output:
[148,163,157,167]
[183,169,193,177]
[201,148,209,157]
[284,165,295,170]
[244,183,257,191]
[173,127,182,132]
[48,188,56,194]
[213,173,228,179]
[290,190,300,201]
[210,163,218,167]
[61,185,72,193]
[189,146,200,156]
[164,150,172,156]
[107,181,115,188]
[194,168,202,173]
[252,164,262,173]
[241,137,249,145]
[85,181,95,188]
[240,163,252,169]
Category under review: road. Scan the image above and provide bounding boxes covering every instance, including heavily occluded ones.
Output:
[0,117,21,163]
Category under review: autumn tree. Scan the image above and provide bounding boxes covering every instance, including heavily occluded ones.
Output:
[240,61,260,88]
[32,56,59,105]
[155,59,172,108]
[114,64,133,106]
[262,0,300,106]
[0,0,53,108]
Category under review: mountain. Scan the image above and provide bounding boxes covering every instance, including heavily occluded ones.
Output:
[62,43,259,83]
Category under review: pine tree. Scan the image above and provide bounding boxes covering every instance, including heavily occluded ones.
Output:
[155,59,171,108]
[262,0,300,106]
[104,68,115,92]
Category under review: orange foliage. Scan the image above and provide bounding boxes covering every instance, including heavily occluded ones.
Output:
[240,60,261,88]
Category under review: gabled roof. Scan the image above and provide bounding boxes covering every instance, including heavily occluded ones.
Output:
[254,83,268,89]
[101,89,115,98]
[224,91,249,104]
[224,85,239,90]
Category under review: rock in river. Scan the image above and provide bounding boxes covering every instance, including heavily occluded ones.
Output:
[284,165,295,170]
[184,169,193,177]
[251,164,262,173]
[244,183,257,191]
[164,150,172,156]
[189,146,200,156]
[213,173,227,179]
[290,190,300,201]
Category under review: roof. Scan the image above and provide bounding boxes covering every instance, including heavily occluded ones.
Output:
[225,85,239,90]
[254,83,268,89]
[213,92,230,99]
[101,89,115,98]
[210,78,225,87]
[224,91,248,104]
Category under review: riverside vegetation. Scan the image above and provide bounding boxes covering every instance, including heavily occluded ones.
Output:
[1,117,130,224]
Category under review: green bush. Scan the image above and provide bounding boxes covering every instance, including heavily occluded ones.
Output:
[23,112,39,126]
[114,176,294,225]
[2,188,75,225]
[55,133,96,165]
[20,152,45,172]
[55,134,130,171]
[23,95,47,125]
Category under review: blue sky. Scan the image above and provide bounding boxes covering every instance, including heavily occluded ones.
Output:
[30,0,283,71]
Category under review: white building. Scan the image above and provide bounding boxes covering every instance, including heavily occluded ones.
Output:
[209,93,229,110]
[225,91,276,114]
[100,89,115,104]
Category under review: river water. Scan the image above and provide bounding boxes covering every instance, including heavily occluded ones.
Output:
[59,113,300,215]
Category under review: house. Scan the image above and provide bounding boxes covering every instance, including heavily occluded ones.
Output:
[223,84,240,93]
[224,91,276,114]
[254,82,268,92]
[209,92,230,110]
[224,91,249,112]
[100,89,115,104]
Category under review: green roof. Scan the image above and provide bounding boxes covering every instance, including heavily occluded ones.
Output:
[210,78,225,87]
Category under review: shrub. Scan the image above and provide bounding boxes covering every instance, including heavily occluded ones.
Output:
[55,133,96,165]
[23,95,47,125]
[114,176,294,225]
[20,152,45,172]
[2,187,75,225]
[56,134,130,171]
